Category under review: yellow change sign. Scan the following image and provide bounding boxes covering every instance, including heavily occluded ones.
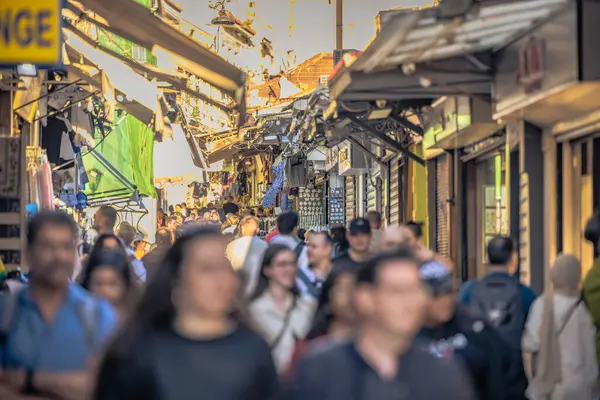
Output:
[0,0,61,65]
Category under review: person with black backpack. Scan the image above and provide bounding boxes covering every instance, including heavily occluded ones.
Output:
[458,235,536,400]
[419,260,511,400]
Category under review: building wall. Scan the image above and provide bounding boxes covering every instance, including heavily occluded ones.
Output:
[411,144,429,247]
[519,122,545,293]
[553,128,600,278]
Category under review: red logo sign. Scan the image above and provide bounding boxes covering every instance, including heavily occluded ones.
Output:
[516,37,545,94]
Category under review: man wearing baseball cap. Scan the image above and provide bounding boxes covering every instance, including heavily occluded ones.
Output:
[418,260,510,400]
[332,217,372,272]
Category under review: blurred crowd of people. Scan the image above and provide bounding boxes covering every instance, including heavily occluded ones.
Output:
[155,196,274,238]
[2,206,600,400]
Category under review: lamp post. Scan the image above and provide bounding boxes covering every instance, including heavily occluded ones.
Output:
[335,0,343,50]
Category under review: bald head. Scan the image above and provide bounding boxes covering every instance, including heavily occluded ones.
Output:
[240,216,259,237]
[380,225,417,252]
[155,228,173,247]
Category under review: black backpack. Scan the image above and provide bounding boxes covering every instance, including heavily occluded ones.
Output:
[470,273,524,350]
[294,241,305,260]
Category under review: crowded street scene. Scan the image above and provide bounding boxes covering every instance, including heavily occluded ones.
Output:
[2,0,600,398]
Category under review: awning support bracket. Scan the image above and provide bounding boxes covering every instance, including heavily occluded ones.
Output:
[347,115,425,165]
[389,112,424,136]
[90,149,137,191]
[33,90,100,122]
[14,78,84,111]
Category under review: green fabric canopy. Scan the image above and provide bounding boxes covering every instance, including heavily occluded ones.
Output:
[83,114,157,200]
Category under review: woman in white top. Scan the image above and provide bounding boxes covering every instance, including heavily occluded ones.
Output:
[522,253,598,400]
[249,244,317,374]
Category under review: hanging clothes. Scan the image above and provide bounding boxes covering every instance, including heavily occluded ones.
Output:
[236,170,248,196]
[262,161,284,208]
[221,172,230,186]
[28,169,39,206]
[38,161,54,209]
[59,131,75,161]
[281,192,292,211]
[41,117,71,165]
[70,106,94,148]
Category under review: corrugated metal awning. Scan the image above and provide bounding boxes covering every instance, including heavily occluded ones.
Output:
[74,0,246,113]
[352,0,569,73]
[64,31,161,114]
[206,139,242,165]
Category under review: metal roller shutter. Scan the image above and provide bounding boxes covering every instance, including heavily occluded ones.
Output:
[435,154,451,258]
[345,176,356,221]
[389,156,401,225]
[367,176,377,212]
[382,176,389,225]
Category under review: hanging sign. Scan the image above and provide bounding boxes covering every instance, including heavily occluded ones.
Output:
[516,37,545,94]
[0,0,62,65]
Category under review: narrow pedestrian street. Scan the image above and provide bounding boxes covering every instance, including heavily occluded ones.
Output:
[2,0,600,399]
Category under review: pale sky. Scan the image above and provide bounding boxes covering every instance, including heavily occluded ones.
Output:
[178,0,431,73]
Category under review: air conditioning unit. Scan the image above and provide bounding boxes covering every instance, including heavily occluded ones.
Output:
[131,46,147,63]
[312,160,325,171]
[318,75,328,87]
[285,156,309,187]
[338,141,367,176]
[325,146,339,171]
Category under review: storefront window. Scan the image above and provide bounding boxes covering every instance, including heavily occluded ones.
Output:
[477,154,509,264]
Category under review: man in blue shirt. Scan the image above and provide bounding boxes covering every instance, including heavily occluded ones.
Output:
[0,211,117,400]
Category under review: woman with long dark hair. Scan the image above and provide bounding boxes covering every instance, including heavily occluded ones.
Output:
[78,233,131,281]
[249,244,317,374]
[87,233,129,260]
[94,226,279,400]
[80,249,138,320]
[286,266,357,379]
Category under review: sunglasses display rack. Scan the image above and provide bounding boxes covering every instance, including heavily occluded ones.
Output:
[328,187,345,225]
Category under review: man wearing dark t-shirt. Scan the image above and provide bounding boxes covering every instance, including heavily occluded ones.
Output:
[223,196,239,216]
[288,249,475,400]
[332,218,372,272]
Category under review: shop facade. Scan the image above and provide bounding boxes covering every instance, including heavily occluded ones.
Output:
[325,146,346,225]
[421,95,509,277]
[492,1,600,289]
[339,141,367,222]
[327,0,570,287]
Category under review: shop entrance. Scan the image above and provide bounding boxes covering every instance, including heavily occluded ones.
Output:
[463,148,509,279]
[475,152,509,276]
[563,134,600,275]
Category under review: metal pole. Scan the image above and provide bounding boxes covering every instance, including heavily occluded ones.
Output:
[335,0,343,50]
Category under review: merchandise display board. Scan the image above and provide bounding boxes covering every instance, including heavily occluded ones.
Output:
[328,186,345,225]
[298,186,325,229]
